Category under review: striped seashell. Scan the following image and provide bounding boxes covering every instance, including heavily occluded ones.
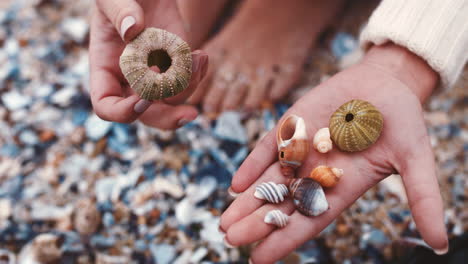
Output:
[254,182,289,204]
[277,115,309,178]
[329,99,383,152]
[264,210,289,228]
[119,27,192,100]
[289,178,329,216]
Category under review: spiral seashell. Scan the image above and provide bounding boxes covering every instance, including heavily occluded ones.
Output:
[119,27,192,100]
[308,165,343,188]
[74,198,101,236]
[329,99,383,152]
[289,178,329,216]
[312,127,333,153]
[276,115,309,177]
[264,210,289,228]
[254,182,289,204]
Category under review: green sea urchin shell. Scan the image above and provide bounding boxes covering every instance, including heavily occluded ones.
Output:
[119,28,192,100]
[329,99,383,152]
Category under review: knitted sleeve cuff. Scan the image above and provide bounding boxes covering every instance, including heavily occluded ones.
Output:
[360,0,468,90]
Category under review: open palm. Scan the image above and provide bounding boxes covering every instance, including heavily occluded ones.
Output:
[89,0,208,129]
[220,61,448,263]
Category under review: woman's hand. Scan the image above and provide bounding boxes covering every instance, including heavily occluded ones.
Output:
[89,0,208,129]
[220,44,448,263]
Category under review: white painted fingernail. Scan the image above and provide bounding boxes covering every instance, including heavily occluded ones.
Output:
[433,245,449,255]
[134,99,151,113]
[120,16,136,40]
[223,236,235,249]
[227,187,240,198]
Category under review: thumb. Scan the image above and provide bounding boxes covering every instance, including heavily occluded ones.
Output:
[96,0,145,41]
[400,137,449,255]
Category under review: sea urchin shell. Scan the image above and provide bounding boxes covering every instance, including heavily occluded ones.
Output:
[329,99,383,152]
[119,28,192,100]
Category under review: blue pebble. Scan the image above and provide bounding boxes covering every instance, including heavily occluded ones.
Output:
[0,143,19,157]
[149,244,176,264]
[102,212,115,228]
[331,32,358,59]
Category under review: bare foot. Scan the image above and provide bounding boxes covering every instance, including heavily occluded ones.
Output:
[176,0,231,48]
[188,0,345,113]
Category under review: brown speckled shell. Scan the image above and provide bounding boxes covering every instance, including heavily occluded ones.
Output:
[329,99,383,152]
[119,28,192,100]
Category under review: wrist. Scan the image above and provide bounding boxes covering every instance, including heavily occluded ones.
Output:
[362,43,439,103]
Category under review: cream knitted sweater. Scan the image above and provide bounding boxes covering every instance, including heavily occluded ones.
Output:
[360,0,468,89]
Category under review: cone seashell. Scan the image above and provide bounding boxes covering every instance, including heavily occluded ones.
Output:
[308,165,343,188]
[254,182,289,204]
[119,27,192,100]
[276,115,309,177]
[289,178,329,216]
[74,198,101,236]
[312,128,333,153]
[329,99,383,152]
[264,210,289,228]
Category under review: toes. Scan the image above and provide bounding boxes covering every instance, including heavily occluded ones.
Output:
[244,68,273,110]
[221,73,249,111]
[269,63,302,101]
[225,202,295,247]
[202,63,236,113]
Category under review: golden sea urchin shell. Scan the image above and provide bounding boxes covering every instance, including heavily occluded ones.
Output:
[329,99,383,152]
[119,28,192,100]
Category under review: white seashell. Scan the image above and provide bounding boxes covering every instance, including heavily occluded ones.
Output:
[312,127,332,153]
[264,210,289,228]
[254,182,288,204]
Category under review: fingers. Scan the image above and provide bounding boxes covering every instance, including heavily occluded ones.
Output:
[90,68,149,123]
[247,158,377,264]
[400,138,448,254]
[221,163,287,232]
[90,50,207,126]
[138,103,198,130]
[225,202,295,246]
[230,131,277,193]
[96,0,145,41]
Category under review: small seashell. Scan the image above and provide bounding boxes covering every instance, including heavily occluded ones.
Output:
[264,210,289,228]
[18,233,64,264]
[312,127,333,153]
[119,27,192,100]
[308,165,343,188]
[329,99,383,152]
[74,198,101,236]
[254,182,289,204]
[289,178,329,216]
[276,115,309,177]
